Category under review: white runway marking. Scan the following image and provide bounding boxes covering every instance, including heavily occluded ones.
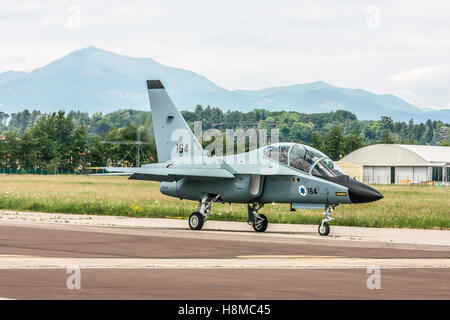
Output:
[0,255,448,269]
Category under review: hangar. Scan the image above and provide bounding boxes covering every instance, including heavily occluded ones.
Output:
[337,144,450,185]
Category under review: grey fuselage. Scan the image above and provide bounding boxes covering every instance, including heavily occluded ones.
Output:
[159,144,352,208]
[160,171,351,206]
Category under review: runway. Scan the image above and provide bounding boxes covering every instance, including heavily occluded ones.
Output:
[0,211,448,299]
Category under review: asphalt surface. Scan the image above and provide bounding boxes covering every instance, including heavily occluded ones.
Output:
[0,216,449,299]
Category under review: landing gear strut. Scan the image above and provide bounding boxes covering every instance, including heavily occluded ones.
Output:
[318,205,334,236]
[248,203,268,232]
[189,194,220,231]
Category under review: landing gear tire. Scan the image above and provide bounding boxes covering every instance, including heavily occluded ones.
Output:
[189,212,204,230]
[253,214,268,232]
[318,222,330,236]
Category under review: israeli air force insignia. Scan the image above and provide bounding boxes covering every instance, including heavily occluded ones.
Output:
[299,185,307,197]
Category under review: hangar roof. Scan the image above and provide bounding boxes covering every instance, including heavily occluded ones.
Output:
[339,144,450,166]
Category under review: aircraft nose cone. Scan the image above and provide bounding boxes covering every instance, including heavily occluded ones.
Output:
[347,179,384,203]
[320,175,384,203]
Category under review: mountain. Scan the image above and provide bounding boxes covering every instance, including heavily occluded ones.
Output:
[0,46,448,123]
[0,46,234,114]
[0,71,28,85]
[234,82,425,120]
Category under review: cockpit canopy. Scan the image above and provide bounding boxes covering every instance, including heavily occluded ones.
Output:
[263,143,344,177]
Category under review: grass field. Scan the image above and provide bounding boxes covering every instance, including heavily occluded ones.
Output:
[0,174,449,229]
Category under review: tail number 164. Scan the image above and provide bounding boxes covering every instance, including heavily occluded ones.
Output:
[176,143,189,155]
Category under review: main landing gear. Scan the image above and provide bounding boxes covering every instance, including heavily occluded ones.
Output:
[189,194,220,230]
[248,203,268,232]
[318,205,334,236]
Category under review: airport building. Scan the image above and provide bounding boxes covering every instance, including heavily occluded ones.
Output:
[337,144,450,185]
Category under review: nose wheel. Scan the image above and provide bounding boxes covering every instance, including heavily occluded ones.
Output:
[318,205,334,236]
[318,221,330,236]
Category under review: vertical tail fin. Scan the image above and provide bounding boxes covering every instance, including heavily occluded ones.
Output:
[147,80,203,163]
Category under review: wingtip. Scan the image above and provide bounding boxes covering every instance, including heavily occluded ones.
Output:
[147,80,164,89]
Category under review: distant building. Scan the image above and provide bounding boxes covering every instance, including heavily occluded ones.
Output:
[337,144,450,185]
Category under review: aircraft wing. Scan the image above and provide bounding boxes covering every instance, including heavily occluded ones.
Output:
[102,163,235,182]
[101,159,305,182]
[88,172,136,176]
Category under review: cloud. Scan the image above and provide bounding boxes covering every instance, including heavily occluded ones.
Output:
[0,55,26,65]
[1,0,450,110]
[388,65,450,110]
[388,65,450,84]
[423,103,450,111]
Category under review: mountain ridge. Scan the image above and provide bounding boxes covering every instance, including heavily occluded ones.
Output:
[0,46,448,123]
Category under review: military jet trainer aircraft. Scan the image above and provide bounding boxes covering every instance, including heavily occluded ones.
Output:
[102,80,383,236]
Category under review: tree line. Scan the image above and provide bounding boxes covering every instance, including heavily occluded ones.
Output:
[0,106,449,172]
[0,110,155,172]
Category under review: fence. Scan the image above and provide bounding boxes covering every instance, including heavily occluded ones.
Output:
[360,175,450,186]
[0,168,106,175]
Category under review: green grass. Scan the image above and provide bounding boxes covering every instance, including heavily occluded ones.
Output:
[0,174,449,229]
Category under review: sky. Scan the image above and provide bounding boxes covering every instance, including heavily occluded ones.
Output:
[1,0,449,110]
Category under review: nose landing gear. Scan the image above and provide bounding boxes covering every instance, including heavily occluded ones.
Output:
[318,205,334,236]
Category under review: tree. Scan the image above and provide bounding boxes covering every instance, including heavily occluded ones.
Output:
[341,134,363,155]
[424,119,434,143]
[1,106,448,171]
[381,130,395,144]
[310,132,323,150]
[14,111,88,171]
[323,126,344,160]
[380,116,394,130]
[0,112,9,131]
[8,109,32,134]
